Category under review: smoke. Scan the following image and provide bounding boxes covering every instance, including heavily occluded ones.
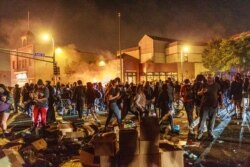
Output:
[0,19,27,48]
[1,1,250,52]
[1,1,250,85]
[0,17,51,49]
[56,44,119,84]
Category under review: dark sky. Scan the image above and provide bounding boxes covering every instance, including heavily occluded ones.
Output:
[0,0,250,53]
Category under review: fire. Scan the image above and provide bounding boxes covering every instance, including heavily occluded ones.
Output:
[53,45,120,84]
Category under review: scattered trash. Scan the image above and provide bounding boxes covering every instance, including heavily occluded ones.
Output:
[217,140,224,144]
[173,125,180,134]
[0,138,10,146]
[186,140,200,147]
[123,120,136,129]
[189,153,198,160]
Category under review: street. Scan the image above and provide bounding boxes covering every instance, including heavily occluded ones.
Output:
[1,105,250,167]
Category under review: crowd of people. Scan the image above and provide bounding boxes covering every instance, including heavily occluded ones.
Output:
[0,72,249,140]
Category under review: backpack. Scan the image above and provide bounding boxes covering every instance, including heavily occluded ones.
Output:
[95,89,102,99]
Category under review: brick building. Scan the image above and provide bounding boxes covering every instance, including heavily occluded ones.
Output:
[119,34,208,83]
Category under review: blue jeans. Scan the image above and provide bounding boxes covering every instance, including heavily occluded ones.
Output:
[24,102,32,116]
[198,106,217,134]
[105,102,122,128]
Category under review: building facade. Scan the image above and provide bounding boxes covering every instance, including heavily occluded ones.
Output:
[120,34,208,83]
[0,31,117,86]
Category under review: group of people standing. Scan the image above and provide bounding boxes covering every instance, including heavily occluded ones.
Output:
[1,72,249,140]
[180,73,249,140]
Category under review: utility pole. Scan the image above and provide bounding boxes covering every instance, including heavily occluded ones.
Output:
[118,12,122,82]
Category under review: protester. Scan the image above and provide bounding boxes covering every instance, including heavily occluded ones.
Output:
[13,84,21,113]
[144,81,154,112]
[85,82,99,121]
[22,83,32,117]
[46,81,56,123]
[0,84,11,136]
[135,84,148,121]
[72,80,86,119]
[104,79,122,130]
[197,75,221,140]
[166,78,175,109]
[180,79,195,134]
[158,83,174,132]
[230,73,243,119]
[30,79,49,132]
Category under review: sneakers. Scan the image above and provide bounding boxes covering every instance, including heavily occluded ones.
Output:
[189,127,195,135]
[203,125,208,133]
[197,132,203,140]
[241,122,248,127]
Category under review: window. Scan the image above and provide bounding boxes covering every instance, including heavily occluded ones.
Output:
[125,72,137,84]
[144,72,177,82]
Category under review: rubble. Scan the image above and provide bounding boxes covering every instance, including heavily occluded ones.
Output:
[0,119,101,167]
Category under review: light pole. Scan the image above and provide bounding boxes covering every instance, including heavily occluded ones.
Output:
[118,12,122,82]
[180,46,189,82]
[42,34,56,84]
[52,37,57,84]
[181,49,183,82]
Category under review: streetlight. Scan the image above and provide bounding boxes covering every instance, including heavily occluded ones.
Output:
[98,60,106,67]
[55,47,63,55]
[118,12,122,82]
[41,33,56,84]
[181,45,189,82]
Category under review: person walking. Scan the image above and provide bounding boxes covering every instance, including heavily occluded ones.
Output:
[73,80,86,119]
[230,73,243,119]
[13,84,21,113]
[85,82,99,121]
[104,79,122,130]
[180,79,195,134]
[158,84,174,132]
[197,75,221,140]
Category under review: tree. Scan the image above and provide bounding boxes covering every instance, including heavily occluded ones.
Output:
[234,35,250,71]
[219,38,238,71]
[202,38,223,72]
[202,38,238,72]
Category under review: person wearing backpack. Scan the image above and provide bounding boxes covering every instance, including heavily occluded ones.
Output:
[180,79,195,134]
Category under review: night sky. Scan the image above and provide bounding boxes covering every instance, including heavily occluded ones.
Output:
[0,0,250,53]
